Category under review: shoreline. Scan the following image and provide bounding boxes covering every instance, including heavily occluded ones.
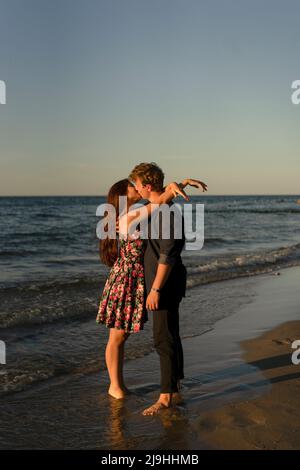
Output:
[0,265,299,449]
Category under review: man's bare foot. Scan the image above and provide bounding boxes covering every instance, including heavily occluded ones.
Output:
[108,386,125,399]
[142,400,170,416]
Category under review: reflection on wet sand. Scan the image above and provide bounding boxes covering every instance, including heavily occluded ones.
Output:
[104,396,128,449]
[102,391,195,450]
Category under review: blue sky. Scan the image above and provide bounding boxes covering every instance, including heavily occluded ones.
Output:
[0,0,299,195]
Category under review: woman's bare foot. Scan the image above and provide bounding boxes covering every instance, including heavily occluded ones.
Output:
[108,385,125,399]
[142,400,170,416]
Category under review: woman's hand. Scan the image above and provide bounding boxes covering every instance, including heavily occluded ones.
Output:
[122,181,190,233]
[165,182,190,201]
[182,178,208,192]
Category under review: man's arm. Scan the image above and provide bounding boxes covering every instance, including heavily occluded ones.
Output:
[146,264,172,311]
[146,210,182,310]
[152,263,172,290]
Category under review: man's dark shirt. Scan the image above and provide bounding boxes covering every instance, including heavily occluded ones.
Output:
[143,201,187,307]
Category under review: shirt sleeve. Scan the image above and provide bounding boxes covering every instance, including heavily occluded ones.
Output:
[157,209,183,266]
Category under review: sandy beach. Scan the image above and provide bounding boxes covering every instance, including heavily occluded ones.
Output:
[0,265,299,449]
[198,320,300,449]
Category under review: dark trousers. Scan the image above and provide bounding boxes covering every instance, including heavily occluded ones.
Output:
[152,300,184,393]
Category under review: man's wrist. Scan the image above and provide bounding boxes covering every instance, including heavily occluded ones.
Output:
[151,287,161,293]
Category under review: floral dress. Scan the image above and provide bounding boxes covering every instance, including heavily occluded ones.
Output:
[96,231,148,333]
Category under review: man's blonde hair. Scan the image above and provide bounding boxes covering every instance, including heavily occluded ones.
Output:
[129,162,164,191]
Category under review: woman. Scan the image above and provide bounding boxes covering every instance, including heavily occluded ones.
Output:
[96,177,206,399]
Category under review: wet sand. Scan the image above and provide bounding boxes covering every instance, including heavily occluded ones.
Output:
[198,321,300,449]
[0,266,299,449]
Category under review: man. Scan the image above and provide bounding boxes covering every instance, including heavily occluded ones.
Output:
[129,162,187,416]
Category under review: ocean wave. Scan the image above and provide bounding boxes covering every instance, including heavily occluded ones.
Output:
[0,302,99,330]
[203,208,300,214]
[1,243,300,329]
[12,231,75,239]
[203,237,242,245]
[0,249,42,258]
[186,242,300,287]
[34,213,69,218]
[0,339,157,398]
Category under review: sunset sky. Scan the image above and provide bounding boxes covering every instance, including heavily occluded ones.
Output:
[0,0,299,196]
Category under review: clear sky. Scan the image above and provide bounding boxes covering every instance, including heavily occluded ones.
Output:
[0,0,299,196]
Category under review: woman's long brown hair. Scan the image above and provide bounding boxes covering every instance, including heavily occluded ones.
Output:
[99,179,130,267]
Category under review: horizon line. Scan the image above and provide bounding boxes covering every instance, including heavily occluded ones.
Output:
[1,194,300,198]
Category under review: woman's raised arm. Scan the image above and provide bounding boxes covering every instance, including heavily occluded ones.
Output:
[118,182,189,237]
[118,178,208,237]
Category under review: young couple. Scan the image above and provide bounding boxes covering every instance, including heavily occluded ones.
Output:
[96,162,207,416]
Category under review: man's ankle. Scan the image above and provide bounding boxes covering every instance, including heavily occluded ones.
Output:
[159,393,172,406]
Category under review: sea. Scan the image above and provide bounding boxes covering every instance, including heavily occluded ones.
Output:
[0,194,300,397]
